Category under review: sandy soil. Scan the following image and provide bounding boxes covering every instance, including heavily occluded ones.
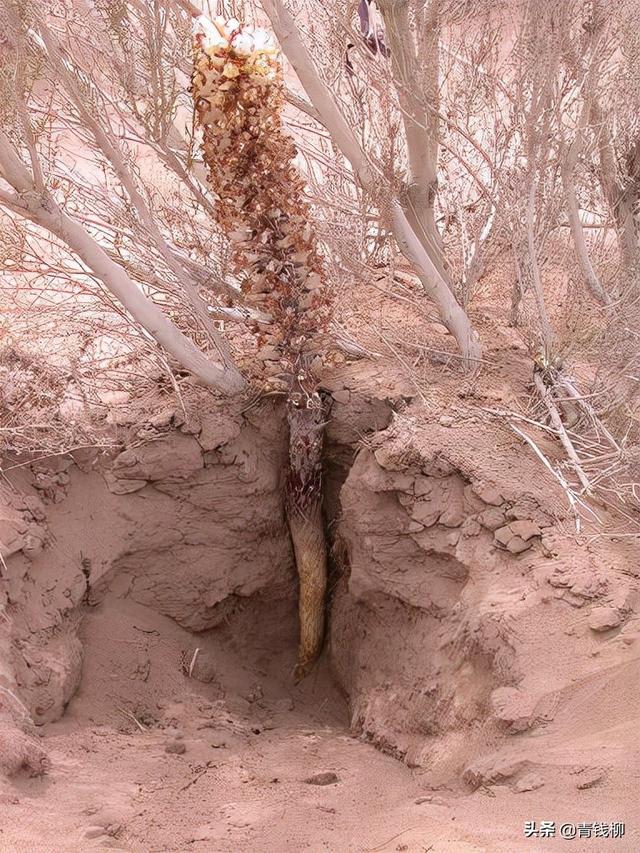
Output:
[1,277,639,853]
[1,585,638,853]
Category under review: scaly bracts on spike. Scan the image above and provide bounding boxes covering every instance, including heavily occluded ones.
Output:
[192,18,332,680]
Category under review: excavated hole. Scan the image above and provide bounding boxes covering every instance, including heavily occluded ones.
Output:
[2,394,517,795]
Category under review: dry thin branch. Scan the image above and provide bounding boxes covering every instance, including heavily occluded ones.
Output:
[259,0,482,366]
[534,372,593,494]
[0,131,245,394]
[509,421,583,532]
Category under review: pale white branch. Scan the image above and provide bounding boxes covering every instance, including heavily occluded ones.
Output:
[0,130,245,395]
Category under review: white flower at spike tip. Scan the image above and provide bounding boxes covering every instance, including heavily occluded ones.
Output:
[194,15,227,48]
[229,31,255,54]
[194,15,275,55]
[253,29,275,51]
[230,26,275,55]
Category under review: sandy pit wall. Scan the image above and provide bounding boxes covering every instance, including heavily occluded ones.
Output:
[1,380,638,789]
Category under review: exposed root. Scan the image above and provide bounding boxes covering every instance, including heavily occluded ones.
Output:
[285,392,329,682]
[288,506,327,681]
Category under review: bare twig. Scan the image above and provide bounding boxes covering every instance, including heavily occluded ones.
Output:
[116,706,147,732]
[509,421,583,532]
[187,647,200,678]
[534,373,593,495]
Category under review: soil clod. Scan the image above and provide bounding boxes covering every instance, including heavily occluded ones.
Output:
[305,771,339,785]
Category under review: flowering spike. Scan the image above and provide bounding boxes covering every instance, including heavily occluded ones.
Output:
[191,17,331,390]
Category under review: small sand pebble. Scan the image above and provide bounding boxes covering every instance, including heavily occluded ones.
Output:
[588,606,621,632]
[575,768,605,790]
[164,728,184,740]
[305,771,339,785]
[515,773,545,793]
[508,519,541,541]
[506,535,531,554]
[165,739,186,754]
[84,826,108,839]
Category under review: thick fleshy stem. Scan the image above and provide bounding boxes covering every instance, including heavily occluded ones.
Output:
[192,19,332,678]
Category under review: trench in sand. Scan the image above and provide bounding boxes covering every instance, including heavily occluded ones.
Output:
[3,391,638,851]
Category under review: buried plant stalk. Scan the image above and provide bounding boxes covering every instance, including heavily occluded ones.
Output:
[286,390,330,681]
[191,16,335,679]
